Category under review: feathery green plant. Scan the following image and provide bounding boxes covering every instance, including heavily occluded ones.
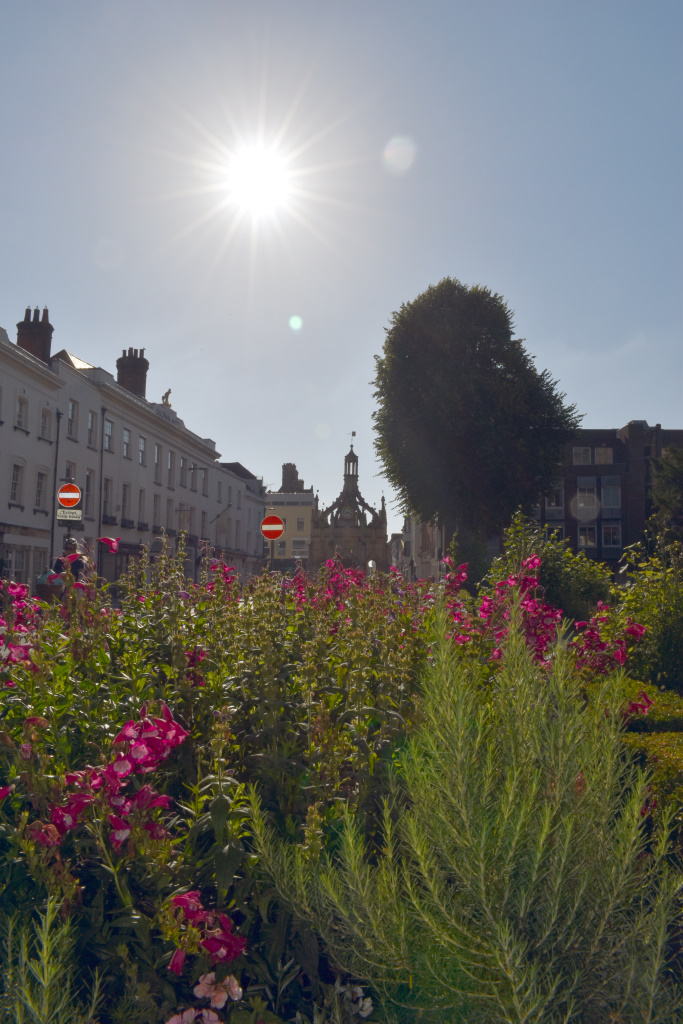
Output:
[251,603,683,1024]
[0,898,102,1024]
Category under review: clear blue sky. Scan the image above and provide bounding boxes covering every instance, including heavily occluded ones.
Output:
[1,1,681,537]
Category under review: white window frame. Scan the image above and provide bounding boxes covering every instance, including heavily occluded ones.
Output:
[138,436,146,466]
[88,410,97,447]
[85,469,95,517]
[602,523,622,548]
[40,407,52,440]
[121,483,131,522]
[16,396,28,431]
[67,399,78,439]
[34,471,47,509]
[577,486,596,510]
[601,483,621,508]
[572,447,592,466]
[578,525,597,548]
[104,419,114,452]
[123,428,131,459]
[103,478,113,517]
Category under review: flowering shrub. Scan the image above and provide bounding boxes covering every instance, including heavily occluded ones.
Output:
[0,532,660,1022]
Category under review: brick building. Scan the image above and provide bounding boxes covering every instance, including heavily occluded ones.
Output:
[542,420,683,561]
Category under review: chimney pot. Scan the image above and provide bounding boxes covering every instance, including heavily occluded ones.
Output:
[17,306,54,363]
[116,346,150,399]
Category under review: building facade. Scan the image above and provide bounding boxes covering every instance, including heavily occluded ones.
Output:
[308,446,389,572]
[541,421,683,562]
[392,516,446,581]
[0,307,264,586]
[265,463,315,572]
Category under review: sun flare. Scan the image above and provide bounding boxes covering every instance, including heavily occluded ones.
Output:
[224,145,292,217]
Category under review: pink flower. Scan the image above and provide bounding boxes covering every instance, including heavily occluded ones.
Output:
[109,814,132,851]
[194,970,241,1007]
[111,756,134,778]
[27,821,61,847]
[19,743,32,760]
[168,948,187,976]
[98,536,120,553]
[165,1011,196,1024]
[0,784,16,800]
[201,914,247,964]
[171,890,208,924]
[143,821,167,840]
[7,582,29,598]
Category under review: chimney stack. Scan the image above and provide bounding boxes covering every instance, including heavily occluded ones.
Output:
[116,346,149,399]
[16,306,54,363]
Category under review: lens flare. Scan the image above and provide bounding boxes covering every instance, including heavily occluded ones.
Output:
[225,145,292,216]
[289,315,303,331]
[382,135,417,175]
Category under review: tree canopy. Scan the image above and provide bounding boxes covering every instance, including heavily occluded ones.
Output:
[372,277,581,535]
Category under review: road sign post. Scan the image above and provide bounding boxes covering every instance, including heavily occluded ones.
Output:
[56,483,83,523]
[261,516,285,565]
[58,483,81,507]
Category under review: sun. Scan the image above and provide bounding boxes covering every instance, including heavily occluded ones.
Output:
[224,145,292,218]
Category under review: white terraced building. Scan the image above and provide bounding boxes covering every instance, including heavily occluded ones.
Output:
[0,307,265,587]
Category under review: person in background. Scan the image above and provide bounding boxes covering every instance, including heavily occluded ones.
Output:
[53,537,87,581]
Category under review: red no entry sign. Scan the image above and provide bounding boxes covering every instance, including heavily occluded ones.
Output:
[261,515,285,539]
[58,483,81,508]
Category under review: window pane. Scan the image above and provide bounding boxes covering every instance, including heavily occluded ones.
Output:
[595,447,613,464]
[572,447,592,465]
[603,524,621,547]
[602,485,621,508]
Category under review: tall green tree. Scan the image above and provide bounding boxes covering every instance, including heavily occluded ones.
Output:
[372,278,581,542]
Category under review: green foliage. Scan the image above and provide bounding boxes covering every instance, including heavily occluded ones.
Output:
[0,546,433,1022]
[615,542,683,693]
[484,511,611,621]
[371,277,580,537]
[0,898,102,1024]
[650,447,683,542]
[252,605,683,1023]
